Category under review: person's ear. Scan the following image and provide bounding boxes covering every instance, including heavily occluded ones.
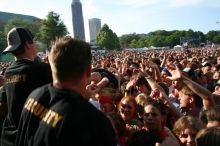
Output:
[189,96,194,104]
[24,41,33,50]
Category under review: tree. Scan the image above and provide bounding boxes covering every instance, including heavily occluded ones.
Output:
[213,34,220,43]
[130,39,138,48]
[120,33,140,48]
[3,17,41,36]
[206,31,220,43]
[137,37,147,48]
[0,31,7,53]
[38,11,68,50]
[113,32,121,50]
[96,24,120,50]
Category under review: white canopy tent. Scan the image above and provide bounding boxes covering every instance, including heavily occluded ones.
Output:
[174,45,182,50]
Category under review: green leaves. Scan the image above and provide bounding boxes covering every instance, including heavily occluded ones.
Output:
[3,17,40,37]
[96,24,120,50]
[0,31,7,53]
[119,30,218,48]
[38,11,69,50]
[1,11,68,52]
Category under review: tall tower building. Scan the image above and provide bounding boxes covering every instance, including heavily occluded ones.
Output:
[71,0,85,41]
[89,18,101,43]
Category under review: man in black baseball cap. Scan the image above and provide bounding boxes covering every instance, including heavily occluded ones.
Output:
[0,27,52,146]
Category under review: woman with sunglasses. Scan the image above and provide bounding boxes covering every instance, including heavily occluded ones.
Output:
[118,96,143,134]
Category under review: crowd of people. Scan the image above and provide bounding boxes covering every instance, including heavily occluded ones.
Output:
[0,27,220,146]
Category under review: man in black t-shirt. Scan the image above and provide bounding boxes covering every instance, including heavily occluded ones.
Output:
[0,27,52,146]
[15,36,116,146]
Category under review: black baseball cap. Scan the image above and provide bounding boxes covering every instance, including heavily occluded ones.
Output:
[2,27,34,54]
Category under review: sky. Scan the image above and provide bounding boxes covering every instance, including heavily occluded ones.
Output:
[0,0,220,42]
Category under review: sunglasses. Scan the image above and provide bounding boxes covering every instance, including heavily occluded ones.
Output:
[121,104,132,110]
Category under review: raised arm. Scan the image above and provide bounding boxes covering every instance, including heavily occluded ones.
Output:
[142,72,182,118]
[181,76,215,110]
[167,65,215,110]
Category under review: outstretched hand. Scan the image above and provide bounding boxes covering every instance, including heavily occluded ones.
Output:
[86,83,100,98]
[166,64,182,81]
[126,78,136,90]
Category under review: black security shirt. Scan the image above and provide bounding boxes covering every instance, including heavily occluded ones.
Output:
[16,84,116,146]
[1,59,52,146]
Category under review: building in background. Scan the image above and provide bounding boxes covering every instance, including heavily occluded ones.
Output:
[89,18,101,43]
[71,0,85,41]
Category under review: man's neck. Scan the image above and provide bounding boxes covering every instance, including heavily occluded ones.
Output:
[15,54,35,61]
[53,80,85,97]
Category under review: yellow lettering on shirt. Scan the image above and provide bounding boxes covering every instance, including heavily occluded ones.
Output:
[24,98,63,128]
[24,98,34,111]
[33,103,44,116]
[5,74,27,84]
[42,110,52,123]
[52,113,63,128]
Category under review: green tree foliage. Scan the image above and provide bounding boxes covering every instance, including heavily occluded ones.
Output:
[0,31,7,53]
[130,39,138,48]
[113,32,121,50]
[149,30,171,36]
[165,35,179,47]
[120,33,140,48]
[138,37,147,48]
[96,24,120,50]
[3,17,41,36]
[38,11,68,50]
[119,29,217,48]
[213,33,220,43]
[206,31,220,44]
